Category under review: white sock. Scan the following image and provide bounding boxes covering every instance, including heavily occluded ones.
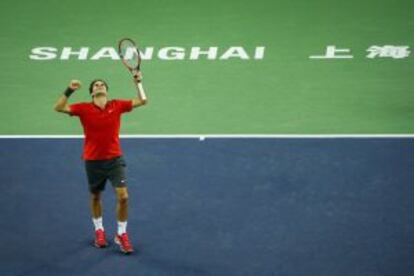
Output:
[92,217,104,231]
[117,221,127,235]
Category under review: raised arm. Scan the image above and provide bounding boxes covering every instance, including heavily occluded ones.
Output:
[131,72,148,109]
[54,80,81,114]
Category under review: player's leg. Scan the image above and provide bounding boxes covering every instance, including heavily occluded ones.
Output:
[90,191,103,219]
[109,157,134,254]
[85,160,108,248]
[116,187,129,222]
[114,187,133,253]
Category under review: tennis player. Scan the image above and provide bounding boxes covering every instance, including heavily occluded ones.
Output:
[53,72,147,254]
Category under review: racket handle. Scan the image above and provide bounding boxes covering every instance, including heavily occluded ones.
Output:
[137,82,147,101]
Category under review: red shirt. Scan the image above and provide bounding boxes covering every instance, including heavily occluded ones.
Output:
[70,100,133,160]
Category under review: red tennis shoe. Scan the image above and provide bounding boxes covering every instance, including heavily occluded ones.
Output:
[114,233,134,254]
[94,229,108,248]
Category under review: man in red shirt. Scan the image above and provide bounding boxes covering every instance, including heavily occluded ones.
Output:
[53,73,147,254]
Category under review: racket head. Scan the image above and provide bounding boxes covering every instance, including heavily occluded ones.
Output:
[118,38,141,71]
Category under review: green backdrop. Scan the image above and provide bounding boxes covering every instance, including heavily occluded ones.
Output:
[0,0,413,134]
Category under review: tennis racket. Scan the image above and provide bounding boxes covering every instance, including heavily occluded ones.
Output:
[118,38,146,100]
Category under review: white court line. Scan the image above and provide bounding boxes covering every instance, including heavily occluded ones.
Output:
[0,134,414,139]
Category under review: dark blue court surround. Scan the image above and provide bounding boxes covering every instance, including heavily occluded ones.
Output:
[0,138,413,276]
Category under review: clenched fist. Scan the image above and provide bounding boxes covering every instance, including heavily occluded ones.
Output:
[69,80,82,90]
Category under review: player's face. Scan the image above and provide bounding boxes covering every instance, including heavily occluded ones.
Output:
[92,81,108,96]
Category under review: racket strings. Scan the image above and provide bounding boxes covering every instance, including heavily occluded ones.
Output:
[119,41,139,68]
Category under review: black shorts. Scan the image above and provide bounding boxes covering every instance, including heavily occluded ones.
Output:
[84,156,127,193]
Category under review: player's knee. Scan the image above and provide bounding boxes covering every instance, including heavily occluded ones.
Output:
[117,189,129,204]
[118,194,128,204]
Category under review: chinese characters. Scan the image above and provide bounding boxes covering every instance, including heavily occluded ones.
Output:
[309,45,410,59]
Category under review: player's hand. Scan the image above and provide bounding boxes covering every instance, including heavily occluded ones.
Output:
[69,80,82,90]
[133,71,142,83]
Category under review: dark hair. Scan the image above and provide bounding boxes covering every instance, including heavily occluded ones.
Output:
[89,79,109,94]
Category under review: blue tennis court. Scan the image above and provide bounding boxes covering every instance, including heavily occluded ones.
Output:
[0,138,413,276]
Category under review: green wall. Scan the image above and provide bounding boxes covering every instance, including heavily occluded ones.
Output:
[0,0,413,134]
